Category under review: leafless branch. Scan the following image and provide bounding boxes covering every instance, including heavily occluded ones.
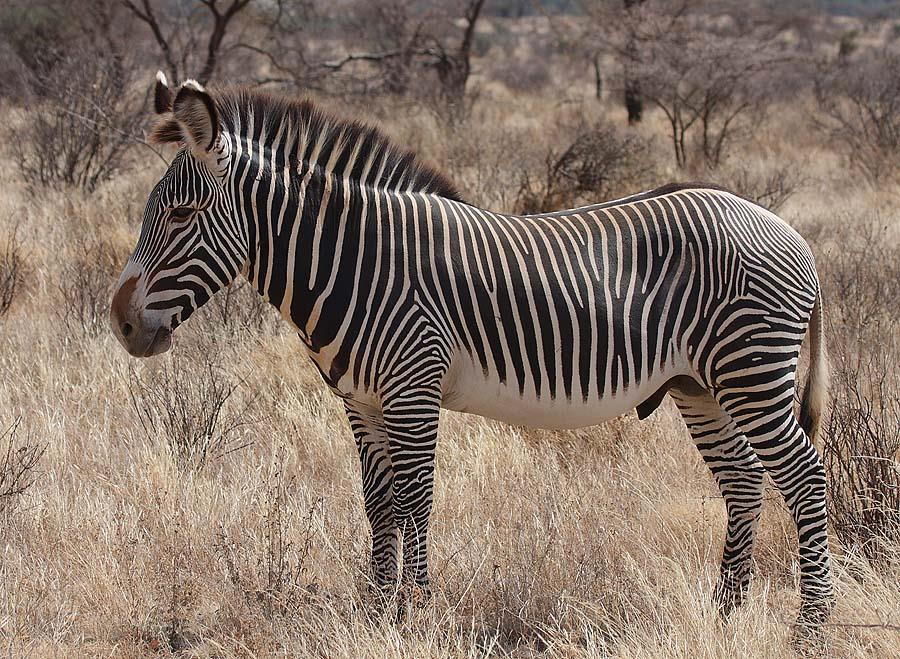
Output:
[122,0,253,84]
[121,0,180,82]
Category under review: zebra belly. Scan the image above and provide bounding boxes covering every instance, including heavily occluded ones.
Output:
[440,358,685,430]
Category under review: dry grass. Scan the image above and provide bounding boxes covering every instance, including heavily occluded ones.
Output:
[1,58,899,659]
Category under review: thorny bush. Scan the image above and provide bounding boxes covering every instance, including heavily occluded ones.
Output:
[515,120,652,214]
[127,350,259,472]
[56,234,122,339]
[215,445,317,619]
[0,419,46,515]
[12,50,142,193]
[815,50,900,182]
[0,225,27,318]
[818,217,900,560]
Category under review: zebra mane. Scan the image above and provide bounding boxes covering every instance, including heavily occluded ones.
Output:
[212,88,464,203]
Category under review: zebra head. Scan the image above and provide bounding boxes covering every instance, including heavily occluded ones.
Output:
[110,73,245,357]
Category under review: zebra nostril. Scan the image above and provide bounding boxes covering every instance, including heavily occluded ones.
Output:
[121,321,133,338]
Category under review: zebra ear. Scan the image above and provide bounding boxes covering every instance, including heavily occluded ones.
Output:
[172,81,219,154]
[154,71,172,114]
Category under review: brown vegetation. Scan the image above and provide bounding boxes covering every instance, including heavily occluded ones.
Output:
[127,348,259,472]
[817,216,900,562]
[515,119,653,213]
[0,0,898,656]
[0,420,45,515]
[815,48,900,181]
[0,225,26,317]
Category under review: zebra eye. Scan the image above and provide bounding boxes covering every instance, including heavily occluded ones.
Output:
[169,206,195,222]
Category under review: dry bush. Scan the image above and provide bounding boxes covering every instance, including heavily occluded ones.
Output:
[818,217,900,560]
[814,49,900,182]
[459,518,650,651]
[55,235,121,339]
[515,120,653,214]
[0,419,46,515]
[617,9,787,168]
[434,118,540,212]
[199,279,281,338]
[0,0,74,82]
[0,225,27,318]
[824,363,900,561]
[716,162,806,212]
[127,351,259,472]
[215,446,316,619]
[0,41,32,101]
[418,82,483,128]
[11,50,142,193]
[823,217,899,341]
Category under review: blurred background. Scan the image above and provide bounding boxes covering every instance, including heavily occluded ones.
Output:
[0,0,897,204]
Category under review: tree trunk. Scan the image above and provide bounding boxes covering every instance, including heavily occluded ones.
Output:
[437,0,485,102]
[623,0,644,124]
[624,67,642,124]
[593,52,603,99]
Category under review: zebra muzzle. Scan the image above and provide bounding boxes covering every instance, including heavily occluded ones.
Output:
[109,274,174,358]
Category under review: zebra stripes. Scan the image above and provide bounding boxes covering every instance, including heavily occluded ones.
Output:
[110,76,834,628]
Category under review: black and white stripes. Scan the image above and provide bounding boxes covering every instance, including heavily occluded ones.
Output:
[111,79,834,627]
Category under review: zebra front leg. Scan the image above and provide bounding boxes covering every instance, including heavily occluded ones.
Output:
[671,389,766,617]
[381,385,442,600]
[343,401,399,596]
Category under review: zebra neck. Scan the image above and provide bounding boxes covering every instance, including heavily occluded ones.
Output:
[240,163,382,349]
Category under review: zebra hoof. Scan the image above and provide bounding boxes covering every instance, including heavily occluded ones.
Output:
[361,580,402,622]
[790,595,834,654]
[713,574,748,620]
[790,620,827,656]
[798,591,835,626]
[395,583,432,622]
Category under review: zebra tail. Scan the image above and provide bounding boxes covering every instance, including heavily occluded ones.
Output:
[799,292,829,442]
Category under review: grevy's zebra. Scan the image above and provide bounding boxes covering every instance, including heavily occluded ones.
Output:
[111,74,833,627]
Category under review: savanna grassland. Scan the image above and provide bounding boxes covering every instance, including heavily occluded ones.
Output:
[0,1,899,657]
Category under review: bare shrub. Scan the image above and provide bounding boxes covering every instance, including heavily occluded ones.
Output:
[0,0,74,81]
[818,217,900,560]
[127,352,258,472]
[438,120,539,212]
[578,2,789,167]
[12,50,142,193]
[215,446,316,618]
[814,50,900,182]
[638,33,787,169]
[56,235,121,339]
[199,279,281,337]
[823,364,900,561]
[0,419,46,515]
[823,218,899,341]
[717,162,806,212]
[0,226,28,318]
[515,120,653,214]
[0,41,32,101]
[417,81,483,128]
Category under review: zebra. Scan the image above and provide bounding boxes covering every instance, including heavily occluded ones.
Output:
[110,73,834,629]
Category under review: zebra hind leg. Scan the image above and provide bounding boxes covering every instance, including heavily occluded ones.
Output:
[671,387,766,617]
[717,384,835,632]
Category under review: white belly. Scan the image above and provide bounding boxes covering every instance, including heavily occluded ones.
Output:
[441,356,685,429]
